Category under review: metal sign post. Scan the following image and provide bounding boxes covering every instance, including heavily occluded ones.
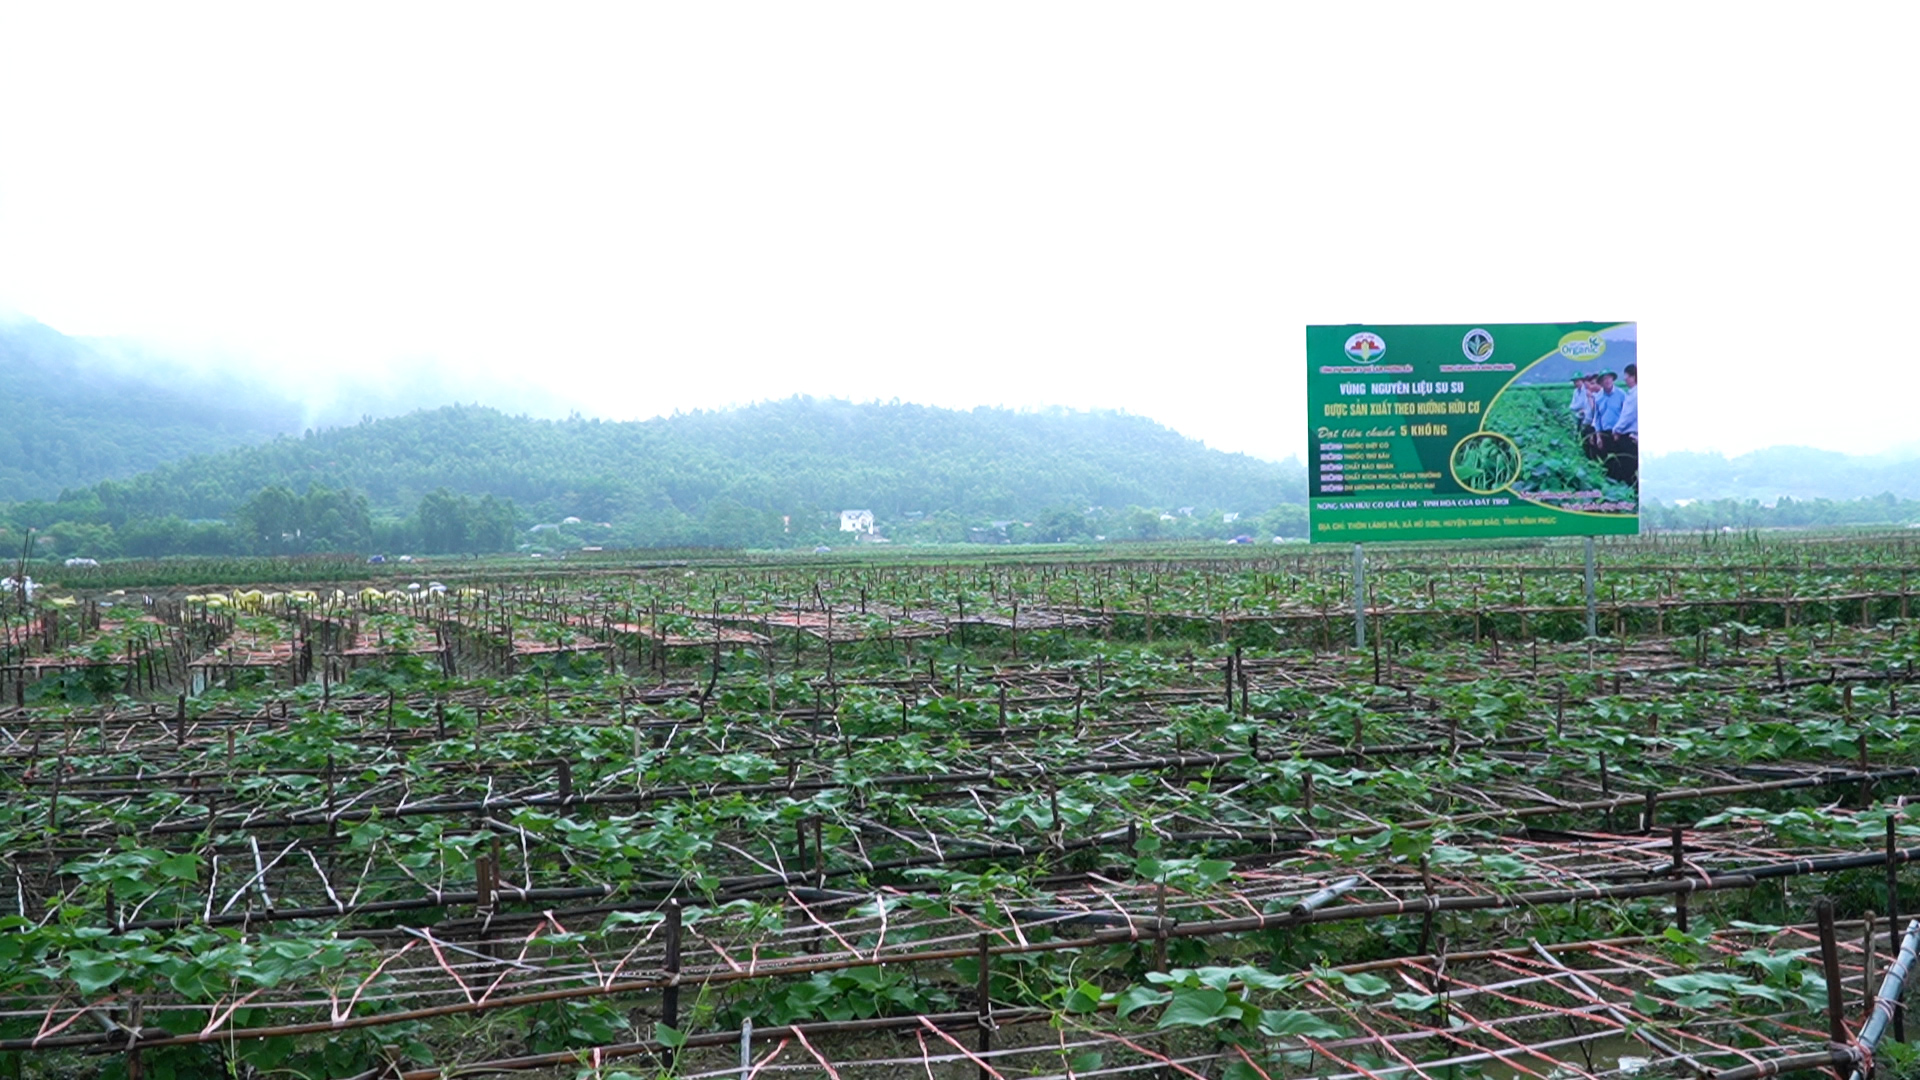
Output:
[1584,536,1598,638]
[1353,543,1367,649]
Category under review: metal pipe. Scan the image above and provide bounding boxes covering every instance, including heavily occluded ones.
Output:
[1291,875,1363,917]
[1847,918,1920,1080]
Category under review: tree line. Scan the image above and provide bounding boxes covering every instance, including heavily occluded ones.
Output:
[1643,493,1920,531]
[1,484,524,560]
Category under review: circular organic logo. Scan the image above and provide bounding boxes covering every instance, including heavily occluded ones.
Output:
[1461,328,1495,362]
[1344,332,1385,364]
[1449,432,1521,494]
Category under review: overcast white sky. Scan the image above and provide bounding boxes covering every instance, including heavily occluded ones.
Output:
[3,4,1915,462]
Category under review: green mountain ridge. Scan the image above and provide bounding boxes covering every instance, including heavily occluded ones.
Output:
[6,400,1310,555]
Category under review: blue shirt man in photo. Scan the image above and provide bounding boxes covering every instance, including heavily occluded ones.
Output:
[1611,364,1637,438]
[1591,371,1623,433]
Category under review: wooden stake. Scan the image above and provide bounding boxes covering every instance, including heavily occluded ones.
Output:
[976,931,993,1079]
[1816,898,1847,1044]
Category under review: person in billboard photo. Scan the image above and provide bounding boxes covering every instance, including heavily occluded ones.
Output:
[1568,373,1594,445]
[1604,363,1638,485]
[1587,371,1623,461]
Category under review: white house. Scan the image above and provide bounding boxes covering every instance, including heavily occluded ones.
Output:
[840,510,875,534]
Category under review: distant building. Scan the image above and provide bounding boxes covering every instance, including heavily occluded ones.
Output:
[1222,512,1240,524]
[840,510,875,534]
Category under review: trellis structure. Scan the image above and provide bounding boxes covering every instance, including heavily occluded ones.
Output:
[2,535,1920,1077]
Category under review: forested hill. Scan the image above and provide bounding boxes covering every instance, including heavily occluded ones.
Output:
[0,317,304,502]
[6,400,1308,555]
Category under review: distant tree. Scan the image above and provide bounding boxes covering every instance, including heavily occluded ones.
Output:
[1122,507,1165,541]
[473,495,519,551]
[692,499,764,547]
[413,489,520,554]
[1031,506,1089,543]
[418,488,469,553]
[46,521,118,558]
[1258,504,1308,539]
[302,484,373,551]
[238,486,301,552]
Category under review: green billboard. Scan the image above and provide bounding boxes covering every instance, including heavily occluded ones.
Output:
[1306,322,1639,543]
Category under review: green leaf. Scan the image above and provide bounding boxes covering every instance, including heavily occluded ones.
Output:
[1662,927,1712,948]
[1477,854,1530,878]
[1321,969,1391,997]
[1258,1009,1344,1039]
[1235,966,1298,991]
[1156,987,1241,1029]
[66,950,128,995]
[1654,973,1747,993]
[1065,980,1105,1014]
[1113,985,1172,1019]
[157,852,200,881]
[1738,947,1809,981]
[1188,967,1238,991]
[1193,859,1234,887]
[1067,1050,1104,1074]
[1311,831,1392,862]
[600,910,664,930]
[1389,828,1434,860]
[654,1022,687,1048]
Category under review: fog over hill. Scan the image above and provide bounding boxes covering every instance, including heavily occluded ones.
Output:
[0,314,581,503]
[1644,446,1920,504]
[0,316,303,502]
